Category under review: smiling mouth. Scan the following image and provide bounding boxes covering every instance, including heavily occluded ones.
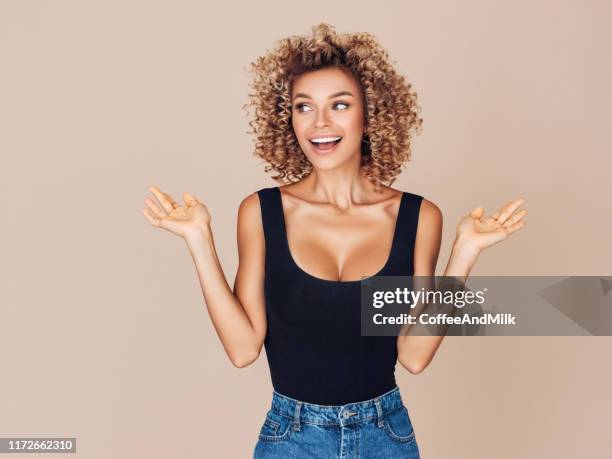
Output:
[309,137,343,153]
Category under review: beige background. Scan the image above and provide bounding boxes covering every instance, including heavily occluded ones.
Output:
[1,1,611,458]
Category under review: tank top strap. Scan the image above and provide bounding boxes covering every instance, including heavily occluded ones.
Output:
[257,186,289,265]
[386,191,424,273]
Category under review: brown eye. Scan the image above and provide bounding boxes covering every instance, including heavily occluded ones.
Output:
[334,102,349,110]
[295,103,312,113]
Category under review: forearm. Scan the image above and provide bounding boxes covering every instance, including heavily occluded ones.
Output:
[184,226,260,367]
[442,236,480,282]
[398,237,480,373]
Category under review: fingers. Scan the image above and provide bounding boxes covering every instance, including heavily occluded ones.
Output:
[470,207,485,220]
[183,192,199,207]
[145,197,166,218]
[495,198,525,224]
[142,208,160,227]
[149,186,179,214]
[503,219,526,235]
[503,208,528,227]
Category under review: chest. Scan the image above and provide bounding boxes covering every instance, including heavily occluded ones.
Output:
[283,205,399,282]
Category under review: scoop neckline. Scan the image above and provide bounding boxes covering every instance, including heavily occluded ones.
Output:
[274,187,406,284]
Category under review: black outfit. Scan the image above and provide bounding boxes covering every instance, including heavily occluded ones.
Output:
[257,186,423,405]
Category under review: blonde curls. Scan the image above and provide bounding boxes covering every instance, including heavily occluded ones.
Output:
[242,23,423,188]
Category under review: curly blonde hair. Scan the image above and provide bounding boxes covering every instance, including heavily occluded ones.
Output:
[243,23,423,188]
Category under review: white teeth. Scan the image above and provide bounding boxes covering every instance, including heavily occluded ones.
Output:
[311,136,341,144]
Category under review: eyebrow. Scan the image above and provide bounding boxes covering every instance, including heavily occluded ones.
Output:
[292,90,354,102]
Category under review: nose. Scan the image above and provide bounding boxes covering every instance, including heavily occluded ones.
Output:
[314,107,331,128]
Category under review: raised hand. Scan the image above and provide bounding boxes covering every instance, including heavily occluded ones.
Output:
[142,186,211,239]
[455,198,527,253]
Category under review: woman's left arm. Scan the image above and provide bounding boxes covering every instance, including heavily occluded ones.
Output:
[397,197,527,374]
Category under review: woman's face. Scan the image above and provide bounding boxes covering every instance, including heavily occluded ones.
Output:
[291,66,366,170]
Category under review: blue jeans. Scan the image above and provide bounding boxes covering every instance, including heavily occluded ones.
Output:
[253,385,420,458]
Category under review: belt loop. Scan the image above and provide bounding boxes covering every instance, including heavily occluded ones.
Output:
[292,401,302,431]
[374,398,384,428]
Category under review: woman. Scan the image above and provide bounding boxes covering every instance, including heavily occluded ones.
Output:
[142,23,527,458]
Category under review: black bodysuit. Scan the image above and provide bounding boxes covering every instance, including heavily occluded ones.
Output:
[257,186,423,405]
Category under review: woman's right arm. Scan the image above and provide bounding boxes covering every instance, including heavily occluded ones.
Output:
[143,187,267,368]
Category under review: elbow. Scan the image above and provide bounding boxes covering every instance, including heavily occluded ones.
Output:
[406,362,427,375]
[231,358,253,369]
[399,356,428,375]
[229,347,260,369]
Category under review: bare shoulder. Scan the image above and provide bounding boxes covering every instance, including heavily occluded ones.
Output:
[237,191,263,236]
[238,190,261,215]
[418,197,443,227]
[413,197,443,274]
[415,197,443,251]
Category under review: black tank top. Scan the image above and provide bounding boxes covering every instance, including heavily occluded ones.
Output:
[257,186,423,405]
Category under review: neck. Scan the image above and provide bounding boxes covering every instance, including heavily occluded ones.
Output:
[301,167,380,210]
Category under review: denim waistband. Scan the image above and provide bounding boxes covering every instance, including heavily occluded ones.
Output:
[269,385,404,429]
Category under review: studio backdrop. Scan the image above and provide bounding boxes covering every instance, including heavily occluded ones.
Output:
[1,1,611,458]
